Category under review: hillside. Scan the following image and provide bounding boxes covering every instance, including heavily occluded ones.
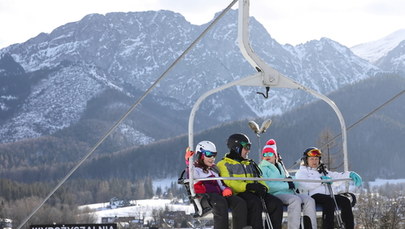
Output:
[1,73,403,182]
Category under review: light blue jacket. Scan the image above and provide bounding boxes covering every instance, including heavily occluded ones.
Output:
[259,160,295,195]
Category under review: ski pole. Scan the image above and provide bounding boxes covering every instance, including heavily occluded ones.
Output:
[325,183,345,229]
[278,154,290,177]
[261,197,273,229]
[319,164,345,229]
[279,154,300,196]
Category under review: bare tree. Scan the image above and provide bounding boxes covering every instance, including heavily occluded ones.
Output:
[1,196,95,229]
[317,128,341,170]
[355,185,405,229]
[355,189,382,229]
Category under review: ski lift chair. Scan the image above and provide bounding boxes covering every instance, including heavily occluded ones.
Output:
[185,0,352,223]
[178,168,213,218]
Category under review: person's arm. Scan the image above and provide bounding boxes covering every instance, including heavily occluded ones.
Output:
[327,170,351,186]
[217,161,247,193]
[260,164,288,193]
[295,167,323,192]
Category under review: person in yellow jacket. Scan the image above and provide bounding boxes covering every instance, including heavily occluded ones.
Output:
[217,133,283,229]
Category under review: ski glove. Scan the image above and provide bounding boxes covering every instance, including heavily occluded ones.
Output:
[246,183,268,197]
[288,181,295,190]
[320,176,332,184]
[222,187,233,197]
[194,181,206,194]
[286,176,295,190]
[184,147,194,166]
[350,172,363,187]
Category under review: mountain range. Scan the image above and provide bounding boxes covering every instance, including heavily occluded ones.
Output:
[352,29,405,64]
[0,9,404,182]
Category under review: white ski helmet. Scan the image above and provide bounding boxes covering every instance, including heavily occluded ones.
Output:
[195,141,217,159]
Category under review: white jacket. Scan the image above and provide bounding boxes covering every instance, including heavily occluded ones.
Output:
[295,165,350,196]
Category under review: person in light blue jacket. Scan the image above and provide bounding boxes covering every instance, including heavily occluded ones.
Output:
[259,139,317,229]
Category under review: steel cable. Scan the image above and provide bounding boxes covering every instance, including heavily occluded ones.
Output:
[16,1,238,228]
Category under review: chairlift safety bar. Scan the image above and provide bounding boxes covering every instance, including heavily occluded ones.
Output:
[184,177,352,183]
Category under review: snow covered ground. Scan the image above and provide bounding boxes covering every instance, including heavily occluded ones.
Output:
[80,198,194,224]
[79,177,193,223]
[79,178,405,224]
[368,178,405,187]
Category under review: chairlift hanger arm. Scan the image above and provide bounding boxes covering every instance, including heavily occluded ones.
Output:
[188,0,350,210]
[236,0,348,172]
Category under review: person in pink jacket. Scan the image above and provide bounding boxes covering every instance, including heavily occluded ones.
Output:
[187,141,248,229]
[295,147,362,229]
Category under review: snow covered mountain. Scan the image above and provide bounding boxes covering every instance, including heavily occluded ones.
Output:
[375,40,405,73]
[351,29,405,63]
[0,9,382,144]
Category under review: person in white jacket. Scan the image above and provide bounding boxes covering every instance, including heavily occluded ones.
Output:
[295,147,362,229]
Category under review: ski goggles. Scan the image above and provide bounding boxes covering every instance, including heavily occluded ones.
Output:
[263,152,275,157]
[307,149,322,157]
[201,150,217,158]
[240,141,251,150]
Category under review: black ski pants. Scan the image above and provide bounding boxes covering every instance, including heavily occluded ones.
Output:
[238,191,283,229]
[207,193,248,229]
[312,193,354,229]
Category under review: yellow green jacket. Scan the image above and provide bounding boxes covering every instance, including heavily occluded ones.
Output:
[217,155,268,194]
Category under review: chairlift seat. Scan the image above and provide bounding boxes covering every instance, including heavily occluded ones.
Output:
[178,169,213,218]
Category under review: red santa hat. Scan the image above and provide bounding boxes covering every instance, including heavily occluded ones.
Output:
[262,139,278,158]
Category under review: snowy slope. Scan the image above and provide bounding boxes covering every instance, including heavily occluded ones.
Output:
[80,199,193,224]
[351,29,405,63]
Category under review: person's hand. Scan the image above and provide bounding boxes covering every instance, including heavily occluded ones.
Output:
[286,176,295,190]
[321,176,332,184]
[246,183,268,197]
[350,172,363,187]
[222,187,233,197]
[194,181,206,194]
[185,147,194,165]
[288,181,295,190]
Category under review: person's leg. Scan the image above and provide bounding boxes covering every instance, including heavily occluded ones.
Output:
[275,194,302,229]
[207,193,229,229]
[238,192,264,229]
[227,195,248,229]
[263,193,283,229]
[335,194,354,229]
[311,193,335,229]
[298,194,317,229]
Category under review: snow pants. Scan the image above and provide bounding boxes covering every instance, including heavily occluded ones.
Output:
[238,191,283,229]
[312,193,354,229]
[275,193,317,229]
[207,193,248,229]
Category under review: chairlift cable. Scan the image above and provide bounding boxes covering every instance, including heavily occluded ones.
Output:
[288,89,405,170]
[321,89,405,149]
[16,1,238,228]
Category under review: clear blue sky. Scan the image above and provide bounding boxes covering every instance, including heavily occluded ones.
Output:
[1,0,404,49]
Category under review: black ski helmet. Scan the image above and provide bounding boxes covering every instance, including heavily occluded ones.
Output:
[302,147,322,165]
[227,133,251,154]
